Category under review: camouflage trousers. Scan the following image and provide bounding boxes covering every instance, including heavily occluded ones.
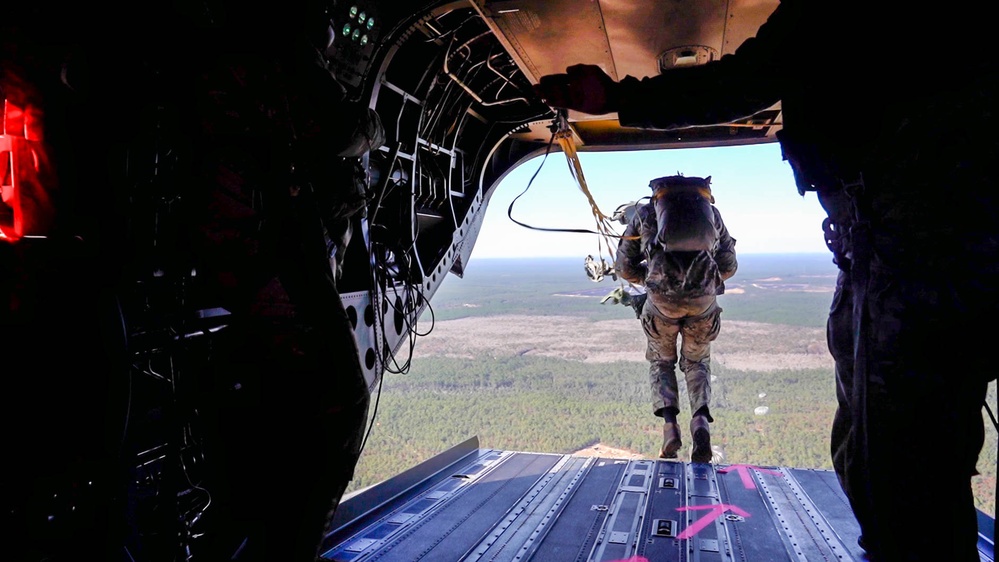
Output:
[642,299,721,419]
[821,82,999,561]
[828,259,993,561]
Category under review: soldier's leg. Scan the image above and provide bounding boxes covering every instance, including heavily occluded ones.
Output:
[679,304,721,463]
[292,315,371,562]
[205,306,369,562]
[861,264,988,562]
[644,311,682,416]
[824,268,876,551]
[643,310,682,458]
[846,92,999,559]
[678,305,721,420]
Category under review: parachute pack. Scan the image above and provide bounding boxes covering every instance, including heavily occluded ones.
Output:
[649,174,718,253]
[643,175,723,300]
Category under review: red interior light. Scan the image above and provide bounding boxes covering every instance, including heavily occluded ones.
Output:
[1,90,56,242]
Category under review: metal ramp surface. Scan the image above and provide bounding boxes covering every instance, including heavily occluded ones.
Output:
[321,437,996,562]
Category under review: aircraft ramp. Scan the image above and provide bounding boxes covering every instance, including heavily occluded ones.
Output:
[321,437,995,562]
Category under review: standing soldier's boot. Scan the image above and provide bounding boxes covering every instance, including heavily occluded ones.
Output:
[660,420,682,459]
[690,415,712,463]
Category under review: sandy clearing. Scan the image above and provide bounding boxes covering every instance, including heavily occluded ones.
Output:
[411,315,834,372]
[570,443,650,460]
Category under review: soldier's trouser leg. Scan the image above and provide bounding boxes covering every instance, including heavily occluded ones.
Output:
[643,311,681,418]
[831,260,990,562]
[827,81,999,561]
[208,312,370,562]
[827,268,875,545]
[678,305,722,420]
[285,315,370,562]
[863,263,987,562]
[866,81,999,561]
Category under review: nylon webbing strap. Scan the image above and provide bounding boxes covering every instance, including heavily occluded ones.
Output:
[553,119,628,263]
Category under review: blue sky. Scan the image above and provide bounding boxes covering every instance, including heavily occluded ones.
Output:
[470,142,831,259]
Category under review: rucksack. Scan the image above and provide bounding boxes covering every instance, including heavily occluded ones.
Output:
[650,175,718,253]
[642,175,723,300]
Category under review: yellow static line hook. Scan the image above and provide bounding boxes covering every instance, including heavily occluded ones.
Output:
[556,108,570,133]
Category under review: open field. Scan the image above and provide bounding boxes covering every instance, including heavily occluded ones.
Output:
[413,315,832,371]
[349,255,997,516]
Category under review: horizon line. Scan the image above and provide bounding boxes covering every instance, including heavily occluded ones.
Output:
[471,252,833,259]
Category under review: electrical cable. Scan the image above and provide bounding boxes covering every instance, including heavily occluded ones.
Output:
[354,277,437,460]
[358,200,441,455]
[506,112,640,265]
[358,377,382,458]
[357,242,393,456]
[356,246,437,457]
[506,130,606,237]
[380,264,433,374]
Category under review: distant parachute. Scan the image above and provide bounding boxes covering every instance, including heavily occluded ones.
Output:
[754,406,770,416]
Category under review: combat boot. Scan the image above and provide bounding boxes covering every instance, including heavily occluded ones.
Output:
[690,415,712,463]
[659,421,682,459]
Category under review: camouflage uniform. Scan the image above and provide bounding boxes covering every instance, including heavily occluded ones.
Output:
[641,299,722,421]
[818,84,998,562]
[615,184,738,422]
[611,1,998,558]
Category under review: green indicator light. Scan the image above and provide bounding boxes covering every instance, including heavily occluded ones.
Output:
[360,34,369,46]
[358,11,366,23]
[349,6,358,18]
[352,28,361,40]
[342,23,352,35]
[366,18,374,29]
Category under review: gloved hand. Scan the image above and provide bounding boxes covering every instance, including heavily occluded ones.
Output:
[534,64,619,115]
[600,286,630,306]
